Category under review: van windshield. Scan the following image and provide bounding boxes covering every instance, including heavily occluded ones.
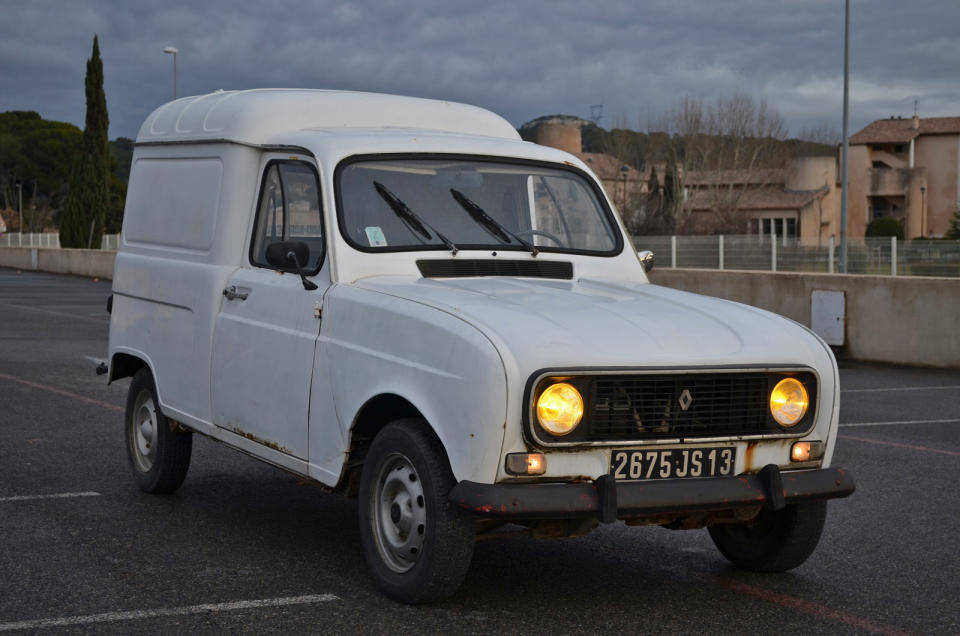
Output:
[336,157,621,255]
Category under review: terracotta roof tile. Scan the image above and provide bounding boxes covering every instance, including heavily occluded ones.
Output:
[688,186,825,211]
[849,116,960,145]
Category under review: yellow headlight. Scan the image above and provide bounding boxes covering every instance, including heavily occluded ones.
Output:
[536,382,584,436]
[770,378,809,427]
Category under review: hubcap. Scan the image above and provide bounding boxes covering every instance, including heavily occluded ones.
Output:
[130,389,158,472]
[372,453,427,573]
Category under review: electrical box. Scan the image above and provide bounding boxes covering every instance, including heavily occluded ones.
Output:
[811,290,845,346]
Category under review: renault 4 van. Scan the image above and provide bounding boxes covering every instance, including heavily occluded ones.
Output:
[108,89,854,603]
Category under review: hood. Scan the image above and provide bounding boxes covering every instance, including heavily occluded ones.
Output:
[353,275,828,374]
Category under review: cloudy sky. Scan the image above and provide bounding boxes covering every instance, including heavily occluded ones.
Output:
[1,0,957,140]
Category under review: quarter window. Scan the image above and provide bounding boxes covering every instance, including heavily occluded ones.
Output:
[251,161,325,272]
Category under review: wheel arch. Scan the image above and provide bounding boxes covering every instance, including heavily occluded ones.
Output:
[339,393,437,494]
[108,351,151,384]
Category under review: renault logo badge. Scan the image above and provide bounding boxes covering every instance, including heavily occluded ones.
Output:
[678,389,693,411]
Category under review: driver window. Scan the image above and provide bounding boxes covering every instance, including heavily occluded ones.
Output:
[251,160,325,272]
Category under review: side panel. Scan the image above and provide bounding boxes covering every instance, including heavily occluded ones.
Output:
[316,285,507,485]
[108,143,260,425]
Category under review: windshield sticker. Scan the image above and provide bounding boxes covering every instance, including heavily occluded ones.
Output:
[365,226,388,247]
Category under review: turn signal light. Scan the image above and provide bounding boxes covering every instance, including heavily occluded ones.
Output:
[791,441,825,462]
[505,453,547,476]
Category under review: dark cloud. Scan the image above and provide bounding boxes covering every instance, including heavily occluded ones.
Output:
[1,0,956,139]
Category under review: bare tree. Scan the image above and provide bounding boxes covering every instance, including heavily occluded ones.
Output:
[647,94,788,234]
[797,122,842,148]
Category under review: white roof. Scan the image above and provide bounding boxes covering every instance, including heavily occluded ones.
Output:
[136,89,521,145]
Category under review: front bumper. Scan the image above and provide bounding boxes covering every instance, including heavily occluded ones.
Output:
[449,465,854,522]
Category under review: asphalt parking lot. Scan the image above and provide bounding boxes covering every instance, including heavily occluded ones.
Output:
[1,268,958,634]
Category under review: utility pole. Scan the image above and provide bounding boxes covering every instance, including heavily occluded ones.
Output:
[839,0,850,273]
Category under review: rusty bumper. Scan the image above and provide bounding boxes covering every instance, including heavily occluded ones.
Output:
[449,466,854,522]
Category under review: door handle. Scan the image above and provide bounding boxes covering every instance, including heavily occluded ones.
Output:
[223,285,250,301]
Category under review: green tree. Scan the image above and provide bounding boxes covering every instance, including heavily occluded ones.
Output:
[61,35,110,248]
[946,207,960,240]
[0,111,81,231]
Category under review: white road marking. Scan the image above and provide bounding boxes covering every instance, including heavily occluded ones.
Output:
[0,301,107,324]
[0,594,339,632]
[842,385,960,393]
[0,491,101,503]
[840,418,960,428]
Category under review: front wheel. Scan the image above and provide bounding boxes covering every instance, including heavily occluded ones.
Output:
[358,419,475,603]
[708,500,827,572]
[124,368,192,494]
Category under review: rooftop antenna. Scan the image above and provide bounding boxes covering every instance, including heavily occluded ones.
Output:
[589,104,604,127]
[913,99,918,117]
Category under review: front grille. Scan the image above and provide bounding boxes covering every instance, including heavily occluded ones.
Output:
[588,373,773,440]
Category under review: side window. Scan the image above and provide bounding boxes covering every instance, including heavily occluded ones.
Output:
[250,160,325,272]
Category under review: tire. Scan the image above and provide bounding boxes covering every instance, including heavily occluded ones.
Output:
[358,419,476,604]
[708,500,827,572]
[124,368,192,494]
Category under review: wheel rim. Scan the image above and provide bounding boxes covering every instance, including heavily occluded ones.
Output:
[130,389,157,473]
[371,452,427,573]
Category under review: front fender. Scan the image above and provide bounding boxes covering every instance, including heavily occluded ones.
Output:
[323,284,508,484]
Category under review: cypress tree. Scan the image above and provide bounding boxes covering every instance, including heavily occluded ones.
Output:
[61,35,110,248]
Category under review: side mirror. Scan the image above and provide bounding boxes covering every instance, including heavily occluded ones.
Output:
[638,249,655,273]
[265,240,318,290]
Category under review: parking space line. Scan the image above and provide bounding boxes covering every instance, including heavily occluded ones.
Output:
[0,492,100,503]
[0,594,339,632]
[840,418,960,428]
[0,373,123,412]
[0,301,108,324]
[842,385,960,393]
[711,577,910,636]
[839,434,960,457]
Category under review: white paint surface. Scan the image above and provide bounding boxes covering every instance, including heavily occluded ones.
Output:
[0,491,100,503]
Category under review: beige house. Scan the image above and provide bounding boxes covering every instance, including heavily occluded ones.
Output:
[684,158,838,242]
[847,115,960,238]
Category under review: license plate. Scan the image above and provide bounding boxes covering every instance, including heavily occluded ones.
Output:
[610,447,736,481]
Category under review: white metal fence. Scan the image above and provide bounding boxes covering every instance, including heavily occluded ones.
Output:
[0,233,121,250]
[632,235,960,278]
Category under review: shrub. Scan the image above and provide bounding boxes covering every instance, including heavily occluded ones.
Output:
[865,216,904,240]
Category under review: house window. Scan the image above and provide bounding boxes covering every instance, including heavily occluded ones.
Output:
[893,144,905,154]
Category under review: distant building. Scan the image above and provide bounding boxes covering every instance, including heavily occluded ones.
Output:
[847,115,960,238]
[519,116,645,215]
[684,158,838,242]
[523,115,836,240]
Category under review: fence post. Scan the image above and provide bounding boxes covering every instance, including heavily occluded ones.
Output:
[891,236,897,276]
[719,235,725,270]
[828,236,835,273]
[771,232,777,272]
[671,235,677,269]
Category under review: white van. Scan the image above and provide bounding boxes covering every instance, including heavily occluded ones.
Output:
[109,89,854,603]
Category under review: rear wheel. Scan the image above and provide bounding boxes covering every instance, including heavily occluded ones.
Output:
[124,368,192,494]
[708,500,827,572]
[358,419,475,603]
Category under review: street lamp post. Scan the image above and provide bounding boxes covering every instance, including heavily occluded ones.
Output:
[839,0,850,273]
[920,185,927,237]
[15,181,22,242]
[163,47,178,99]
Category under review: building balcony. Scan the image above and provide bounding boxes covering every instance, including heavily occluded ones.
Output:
[868,167,911,196]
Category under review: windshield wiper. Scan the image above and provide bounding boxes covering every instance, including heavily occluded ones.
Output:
[373,181,458,254]
[449,188,538,257]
